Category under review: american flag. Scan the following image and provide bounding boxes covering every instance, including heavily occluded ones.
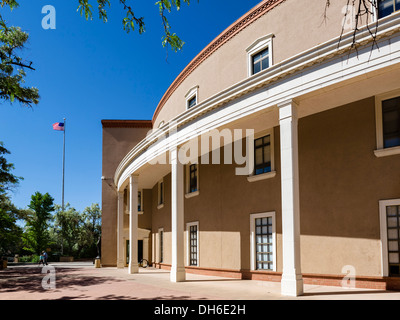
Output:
[53,122,64,131]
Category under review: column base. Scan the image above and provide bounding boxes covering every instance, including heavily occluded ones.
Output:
[117,261,125,269]
[129,263,139,274]
[281,274,304,297]
[170,267,186,282]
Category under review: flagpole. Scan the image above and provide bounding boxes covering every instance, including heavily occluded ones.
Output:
[61,118,66,256]
[62,118,65,214]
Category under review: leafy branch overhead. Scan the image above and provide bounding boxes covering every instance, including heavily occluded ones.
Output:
[77,0,195,52]
[0,0,39,107]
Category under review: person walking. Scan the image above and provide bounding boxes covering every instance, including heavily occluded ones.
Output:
[39,253,45,266]
[42,251,48,265]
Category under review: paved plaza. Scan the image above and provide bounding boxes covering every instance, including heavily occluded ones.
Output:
[1,262,400,300]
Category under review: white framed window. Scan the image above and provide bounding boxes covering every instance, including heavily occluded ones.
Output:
[185,164,199,198]
[246,34,274,77]
[377,0,400,19]
[247,128,276,182]
[379,199,400,277]
[250,212,276,272]
[157,179,164,209]
[138,190,144,214]
[374,90,400,157]
[186,221,199,267]
[185,85,199,110]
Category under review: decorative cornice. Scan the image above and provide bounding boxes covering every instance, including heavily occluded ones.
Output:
[152,0,286,124]
[101,120,153,128]
[114,12,400,188]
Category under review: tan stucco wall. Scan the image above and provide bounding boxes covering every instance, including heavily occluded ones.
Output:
[149,97,400,277]
[101,126,152,266]
[154,0,351,128]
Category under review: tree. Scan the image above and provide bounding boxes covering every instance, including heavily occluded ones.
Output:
[0,141,22,193]
[325,0,379,53]
[0,141,26,257]
[0,1,39,107]
[76,0,195,53]
[53,203,82,256]
[24,192,54,254]
[77,203,101,258]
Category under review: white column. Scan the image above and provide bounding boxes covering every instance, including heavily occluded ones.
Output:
[117,191,125,268]
[129,175,139,274]
[170,147,186,282]
[278,99,303,297]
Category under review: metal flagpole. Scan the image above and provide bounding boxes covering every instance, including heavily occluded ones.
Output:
[61,118,66,256]
[62,118,66,214]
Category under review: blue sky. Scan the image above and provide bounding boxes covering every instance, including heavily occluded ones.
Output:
[0,0,261,213]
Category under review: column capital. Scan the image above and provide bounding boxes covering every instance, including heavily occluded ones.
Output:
[278,99,299,121]
[129,174,139,184]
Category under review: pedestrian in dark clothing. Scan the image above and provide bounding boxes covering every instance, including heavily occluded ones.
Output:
[42,251,48,265]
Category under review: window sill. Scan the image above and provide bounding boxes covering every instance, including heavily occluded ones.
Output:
[185,190,199,199]
[138,211,144,215]
[374,146,400,158]
[157,204,164,210]
[247,171,276,182]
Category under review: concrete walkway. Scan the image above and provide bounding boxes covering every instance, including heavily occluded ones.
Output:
[1,262,400,300]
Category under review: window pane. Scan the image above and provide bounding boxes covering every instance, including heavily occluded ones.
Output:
[255,148,263,166]
[388,217,398,228]
[379,0,395,18]
[389,253,399,264]
[387,206,399,216]
[262,57,269,70]
[388,229,398,240]
[253,62,261,75]
[389,241,399,252]
[255,138,263,147]
[263,145,271,164]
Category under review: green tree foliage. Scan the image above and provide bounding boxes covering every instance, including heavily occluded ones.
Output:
[53,203,101,258]
[53,203,81,257]
[0,141,26,256]
[24,192,54,254]
[76,203,101,257]
[0,1,39,107]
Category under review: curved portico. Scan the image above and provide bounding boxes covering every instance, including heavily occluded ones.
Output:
[102,0,400,297]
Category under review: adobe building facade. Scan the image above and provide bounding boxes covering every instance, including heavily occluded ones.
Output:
[101,0,400,296]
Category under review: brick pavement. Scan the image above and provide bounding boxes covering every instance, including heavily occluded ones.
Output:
[1,262,400,301]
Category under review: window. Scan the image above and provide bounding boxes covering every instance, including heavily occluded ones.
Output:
[375,91,400,157]
[382,97,400,148]
[138,190,144,213]
[185,164,199,198]
[187,222,199,266]
[246,34,273,77]
[254,135,271,175]
[188,96,197,109]
[185,85,199,110]
[250,212,276,272]
[157,180,164,209]
[379,199,400,277]
[378,0,400,19]
[252,48,269,75]
[386,205,400,277]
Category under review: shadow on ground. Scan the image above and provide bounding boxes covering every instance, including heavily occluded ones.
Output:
[0,267,123,294]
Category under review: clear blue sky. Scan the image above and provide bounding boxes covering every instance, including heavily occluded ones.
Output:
[0,0,261,213]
